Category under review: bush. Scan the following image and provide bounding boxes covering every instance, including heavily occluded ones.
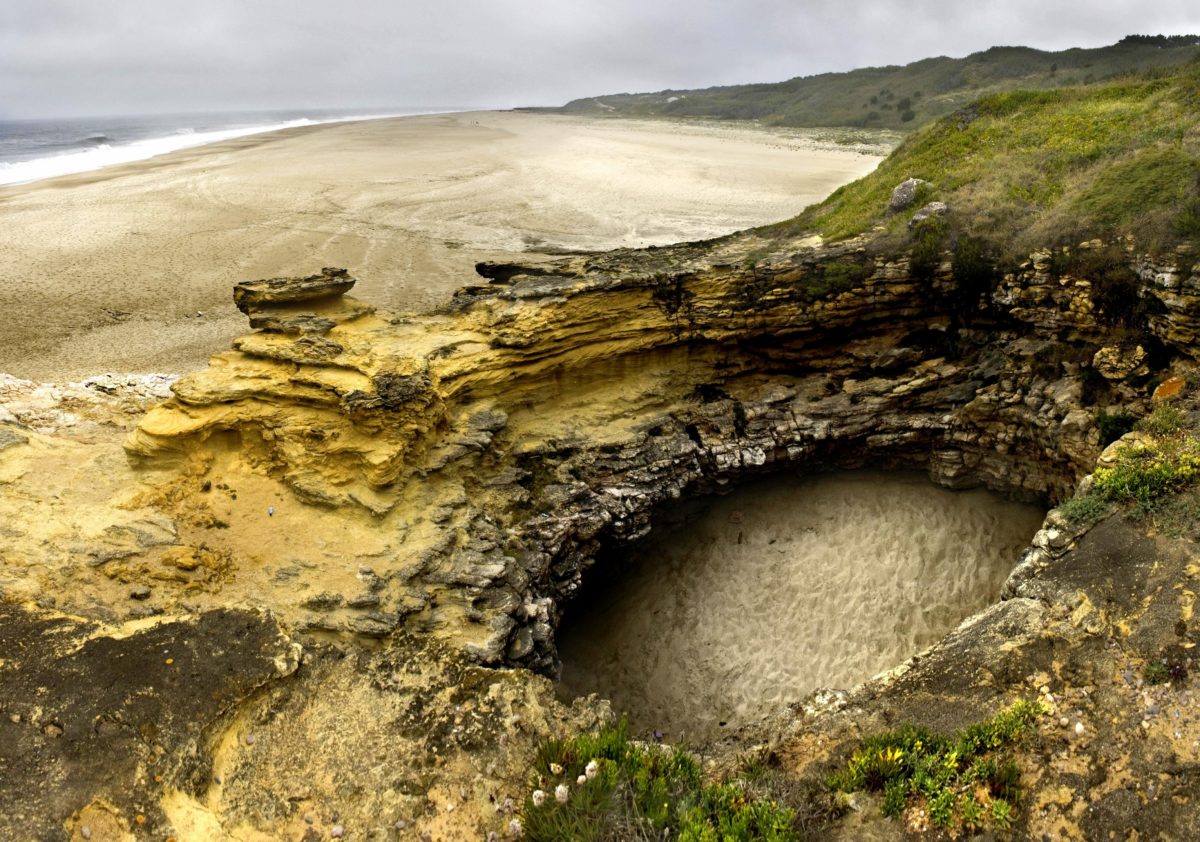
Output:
[1092,435,1200,508]
[910,216,947,282]
[950,235,998,319]
[1177,197,1200,238]
[522,721,800,842]
[1096,409,1138,445]
[828,700,1043,835]
[1058,493,1110,525]
[1136,404,1186,436]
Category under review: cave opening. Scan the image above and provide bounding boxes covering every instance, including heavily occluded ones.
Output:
[554,470,1046,743]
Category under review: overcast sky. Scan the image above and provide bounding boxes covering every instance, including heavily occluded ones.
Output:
[2,0,1199,118]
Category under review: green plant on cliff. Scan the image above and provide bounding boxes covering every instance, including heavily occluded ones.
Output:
[1095,409,1138,445]
[771,60,1200,257]
[1092,432,1200,509]
[522,720,800,841]
[827,699,1043,834]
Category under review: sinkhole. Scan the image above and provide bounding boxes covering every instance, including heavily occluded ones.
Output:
[555,470,1046,743]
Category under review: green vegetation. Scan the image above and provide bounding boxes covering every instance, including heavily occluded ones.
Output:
[522,720,803,841]
[1058,493,1111,526]
[1065,405,1200,523]
[1093,434,1200,509]
[1095,409,1138,445]
[1144,659,1171,684]
[764,59,1200,257]
[546,36,1200,132]
[828,700,1044,834]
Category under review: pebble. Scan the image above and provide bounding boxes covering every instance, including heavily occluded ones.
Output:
[130,585,152,601]
[80,828,91,840]
[394,820,406,830]
[331,825,344,838]
[245,733,256,745]
[305,814,314,824]
[1060,716,1070,728]
[1074,721,1086,736]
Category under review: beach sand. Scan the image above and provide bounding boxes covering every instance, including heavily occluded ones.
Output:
[0,111,884,380]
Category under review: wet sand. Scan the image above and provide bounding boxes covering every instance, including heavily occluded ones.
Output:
[0,112,884,380]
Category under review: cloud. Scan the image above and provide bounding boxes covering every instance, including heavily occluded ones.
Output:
[1,0,1197,117]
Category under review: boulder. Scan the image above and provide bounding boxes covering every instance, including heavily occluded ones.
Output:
[1152,375,1186,402]
[233,269,374,335]
[908,201,948,228]
[1092,345,1148,381]
[888,177,928,213]
[233,267,356,314]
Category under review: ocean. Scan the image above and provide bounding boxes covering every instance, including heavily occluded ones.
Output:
[0,107,455,186]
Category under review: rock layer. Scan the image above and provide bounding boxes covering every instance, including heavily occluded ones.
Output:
[125,234,1200,672]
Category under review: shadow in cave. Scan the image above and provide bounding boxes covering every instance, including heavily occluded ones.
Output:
[554,469,1046,745]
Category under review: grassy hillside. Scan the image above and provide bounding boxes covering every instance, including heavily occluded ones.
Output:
[764,60,1200,260]
[546,36,1200,132]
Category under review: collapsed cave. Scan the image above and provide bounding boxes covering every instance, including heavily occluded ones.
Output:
[554,469,1046,742]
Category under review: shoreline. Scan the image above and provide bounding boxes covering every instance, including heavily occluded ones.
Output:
[0,110,459,187]
[0,111,885,381]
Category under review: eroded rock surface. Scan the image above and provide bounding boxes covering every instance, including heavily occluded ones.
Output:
[5,228,1200,837]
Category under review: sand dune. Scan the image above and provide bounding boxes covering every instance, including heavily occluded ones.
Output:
[0,111,883,380]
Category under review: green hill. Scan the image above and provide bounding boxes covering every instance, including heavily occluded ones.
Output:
[545,35,1200,132]
[762,59,1200,263]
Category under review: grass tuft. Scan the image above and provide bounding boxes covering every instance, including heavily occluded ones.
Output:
[827,699,1043,834]
[522,720,803,841]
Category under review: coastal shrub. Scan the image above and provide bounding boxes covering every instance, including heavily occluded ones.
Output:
[1177,197,1200,238]
[1057,493,1110,525]
[1095,409,1138,445]
[1069,245,1142,326]
[910,216,947,282]
[1092,422,1200,510]
[1136,404,1186,436]
[810,259,870,299]
[522,720,800,842]
[828,699,1043,834]
[950,235,998,319]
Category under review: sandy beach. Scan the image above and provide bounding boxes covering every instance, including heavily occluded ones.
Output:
[0,111,884,380]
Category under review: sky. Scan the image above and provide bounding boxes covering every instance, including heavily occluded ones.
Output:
[2,0,1199,118]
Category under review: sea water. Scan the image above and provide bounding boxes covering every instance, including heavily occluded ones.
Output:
[0,107,458,186]
[556,470,1045,743]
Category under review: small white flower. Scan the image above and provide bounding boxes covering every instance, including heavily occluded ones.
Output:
[577,775,587,786]
[507,818,523,838]
[531,789,546,807]
[549,763,563,776]
[585,759,599,780]
[555,783,570,804]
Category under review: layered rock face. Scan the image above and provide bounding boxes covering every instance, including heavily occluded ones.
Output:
[4,227,1200,839]
[125,234,1199,672]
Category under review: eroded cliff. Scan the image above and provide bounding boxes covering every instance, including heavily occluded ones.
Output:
[3,224,1200,838]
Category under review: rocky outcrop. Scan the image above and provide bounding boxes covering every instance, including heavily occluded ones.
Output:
[887,177,927,213]
[3,225,1199,838]
[121,233,1200,674]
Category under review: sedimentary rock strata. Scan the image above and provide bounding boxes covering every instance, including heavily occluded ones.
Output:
[124,235,1199,672]
[5,226,1200,838]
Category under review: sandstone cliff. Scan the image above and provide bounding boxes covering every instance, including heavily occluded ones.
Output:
[3,222,1200,838]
